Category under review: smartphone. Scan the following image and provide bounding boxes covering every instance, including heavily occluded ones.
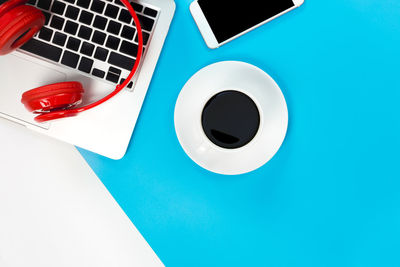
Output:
[190,0,304,49]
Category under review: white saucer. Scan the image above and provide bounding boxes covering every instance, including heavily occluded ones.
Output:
[174,61,288,175]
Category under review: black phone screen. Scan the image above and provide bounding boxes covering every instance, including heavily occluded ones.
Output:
[197,0,295,43]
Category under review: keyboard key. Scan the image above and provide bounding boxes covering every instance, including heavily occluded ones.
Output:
[92,30,106,45]
[78,25,92,40]
[120,78,133,89]
[144,7,157,18]
[77,0,90,8]
[105,4,119,18]
[136,14,154,31]
[65,5,79,20]
[130,2,143,13]
[50,16,65,30]
[106,35,120,50]
[120,40,137,56]
[38,27,53,41]
[61,50,80,68]
[79,10,94,25]
[42,11,51,25]
[94,47,108,61]
[20,39,62,62]
[107,20,121,35]
[52,32,67,46]
[92,68,105,78]
[106,71,120,83]
[80,42,95,56]
[114,0,123,7]
[63,0,75,3]
[27,0,37,5]
[51,1,66,15]
[121,25,135,40]
[109,66,121,75]
[118,9,131,24]
[91,0,105,13]
[108,51,135,71]
[78,57,94,73]
[93,15,107,29]
[37,0,51,10]
[135,31,149,45]
[65,20,79,35]
[66,36,81,51]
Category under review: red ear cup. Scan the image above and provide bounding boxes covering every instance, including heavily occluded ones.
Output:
[0,0,44,55]
[34,110,80,123]
[0,0,29,16]
[21,82,84,113]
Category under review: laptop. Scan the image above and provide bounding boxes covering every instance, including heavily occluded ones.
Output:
[0,0,175,159]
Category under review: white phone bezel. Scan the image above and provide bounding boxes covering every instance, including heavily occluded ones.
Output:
[190,0,304,49]
[190,1,219,49]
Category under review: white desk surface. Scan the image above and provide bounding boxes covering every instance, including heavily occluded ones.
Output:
[0,119,163,267]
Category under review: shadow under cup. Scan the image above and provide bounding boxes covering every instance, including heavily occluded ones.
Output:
[201,90,260,149]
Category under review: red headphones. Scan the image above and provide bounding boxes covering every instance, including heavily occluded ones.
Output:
[0,0,143,123]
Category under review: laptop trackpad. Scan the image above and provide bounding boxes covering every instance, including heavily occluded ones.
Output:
[0,54,66,129]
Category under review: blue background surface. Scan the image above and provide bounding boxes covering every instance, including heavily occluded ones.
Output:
[79,0,400,266]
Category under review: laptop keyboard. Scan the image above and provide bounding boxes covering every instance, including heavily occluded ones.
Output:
[19,0,159,89]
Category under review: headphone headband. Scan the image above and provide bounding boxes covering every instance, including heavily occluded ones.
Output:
[15,0,144,122]
[54,0,144,119]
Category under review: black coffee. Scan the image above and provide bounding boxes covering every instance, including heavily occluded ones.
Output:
[201,90,260,149]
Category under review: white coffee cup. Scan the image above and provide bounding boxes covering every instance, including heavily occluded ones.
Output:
[174,61,288,175]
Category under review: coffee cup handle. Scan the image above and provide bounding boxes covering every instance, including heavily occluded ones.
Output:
[196,140,212,154]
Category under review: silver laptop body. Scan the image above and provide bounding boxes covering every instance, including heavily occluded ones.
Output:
[0,0,175,159]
